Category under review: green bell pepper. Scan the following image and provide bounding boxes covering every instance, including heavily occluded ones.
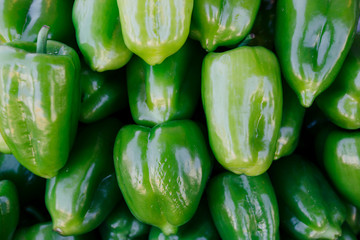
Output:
[80,64,128,123]
[149,201,219,240]
[73,0,132,72]
[45,118,122,236]
[274,82,305,160]
[269,155,346,239]
[202,46,282,176]
[275,0,358,107]
[99,199,150,240]
[0,133,10,154]
[207,172,279,239]
[116,0,193,65]
[0,153,45,204]
[13,222,96,240]
[190,0,261,52]
[127,41,203,127]
[0,180,20,240]
[0,0,74,44]
[114,120,213,235]
[0,27,80,178]
[345,202,360,235]
[317,38,360,129]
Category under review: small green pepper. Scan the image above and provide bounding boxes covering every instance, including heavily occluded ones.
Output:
[0,180,19,240]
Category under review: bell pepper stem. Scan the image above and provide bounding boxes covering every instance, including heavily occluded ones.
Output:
[36,25,50,54]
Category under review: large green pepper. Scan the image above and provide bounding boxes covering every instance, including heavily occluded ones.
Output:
[190,0,261,52]
[269,155,346,239]
[207,172,279,239]
[80,65,128,123]
[0,27,80,178]
[116,0,193,65]
[0,180,19,240]
[0,0,74,43]
[13,222,96,240]
[73,0,132,72]
[275,0,358,107]
[45,118,122,236]
[202,46,282,176]
[127,41,203,127]
[114,120,213,235]
[99,199,150,240]
[149,202,219,240]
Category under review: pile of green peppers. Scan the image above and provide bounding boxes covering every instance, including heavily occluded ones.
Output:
[0,0,360,239]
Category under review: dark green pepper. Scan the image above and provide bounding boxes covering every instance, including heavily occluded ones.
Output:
[127,41,203,127]
[202,46,282,176]
[269,155,346,239]
[275,0,358,107]
[0,180,20,240]
[190,0,261,52]
[80,65,128,123]
[0,27,80,178]
[73,0,132,72]
[207,172,279,239]
[114,120,213,235]
[45,118,122,236]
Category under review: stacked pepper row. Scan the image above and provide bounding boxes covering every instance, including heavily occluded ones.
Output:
[0,0,360,239]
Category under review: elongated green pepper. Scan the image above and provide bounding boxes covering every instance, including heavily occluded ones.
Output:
[202,46,282,176]
[269,155,346,239]
[275,0,358,107]
[73,0,132,72]
[127,41,203,127]
[0,27,80,178]
[207,172,279,239]
[46,118,122,236]
[114,120,213,235]
[117,0,193,65]
[0,180,19,240]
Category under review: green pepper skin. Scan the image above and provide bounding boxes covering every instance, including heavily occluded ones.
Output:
[117,0,193,65]
[274,82,305,160]
[0,40,80,179]
[99,199,150,240]
[321,130,360,209]
[45,118,122,236]
[275,0,358,107]
[317,42,360,129]
[269,155,346,239]
[80,65,128,123]
[202,46,282,176]
[0,133,10,154]
[127,41,202,127]
[345,202,360,235]
[114,120,213,235]
[0,180,19,240]
[0,0,74,43]
[0,154,45,203]
[190,0,261,52]
[149,202,219,240]
[73,0,132,72]
[207,172,279,239]
[13,222,96,240]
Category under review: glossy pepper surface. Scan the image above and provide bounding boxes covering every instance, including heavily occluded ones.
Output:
[73,0,132,72]
[0,27,80,178]
[0,0,74,43]
[0,180,19,240]
[45,118,122,236]
[116,0,193,65]
[275,0,358,107]
[207,172,279,240]
[80,65,128,123]
[149,202,219,240]
[190,0,261,52]
[321,129,360,209]
[202,46,282,176]
[269,155,346,239]
[127,41,203,127]
[114,120,213,235]
[0,133,10,154]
